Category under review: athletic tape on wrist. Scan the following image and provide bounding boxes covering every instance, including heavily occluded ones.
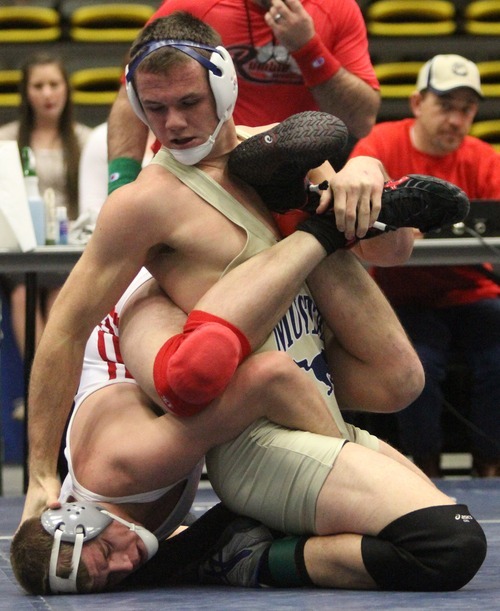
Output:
[108,157,142,194]
[291,34,341,88]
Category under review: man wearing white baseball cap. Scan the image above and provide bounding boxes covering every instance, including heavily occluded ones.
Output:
[350,53,500,478]
[416,53,483,99]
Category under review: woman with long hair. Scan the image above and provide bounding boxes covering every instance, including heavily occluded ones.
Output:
[0,52,91,357]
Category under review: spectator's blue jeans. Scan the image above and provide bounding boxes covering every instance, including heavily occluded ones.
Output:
[395,298,500,462]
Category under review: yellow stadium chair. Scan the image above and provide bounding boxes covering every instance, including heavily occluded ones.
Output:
[470,119,500,151]
[477,61,500,97]
[374,62,425,98]
[68,3,154,43]
[71,67,122,105]
[0,69,21,107]
[465,0,500,34]
[0,6,61,43]
[367,0,456,36]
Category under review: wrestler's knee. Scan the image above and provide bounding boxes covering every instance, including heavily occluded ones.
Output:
[153,310,251,417]
[361,504,487,591]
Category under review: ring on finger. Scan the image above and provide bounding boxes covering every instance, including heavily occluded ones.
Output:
[274,12,282,22]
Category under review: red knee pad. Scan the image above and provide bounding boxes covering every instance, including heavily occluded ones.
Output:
[153,310,251,417]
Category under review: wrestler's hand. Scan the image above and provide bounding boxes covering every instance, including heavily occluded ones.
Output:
[18,475,61,529]
[264,0,315,51]
[329,156,386,240]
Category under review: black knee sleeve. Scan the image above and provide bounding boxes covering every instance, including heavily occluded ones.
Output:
[361,504,487,591]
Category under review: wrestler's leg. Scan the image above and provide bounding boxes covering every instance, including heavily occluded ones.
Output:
[204,428,484,591]
[305,442,485,590]
[69,350,340,501]
[203,441,483,591]
[306,249,424,412]
[316,443,451,537]
[194,230,327,350]
[119,279,340,438]
[123,233,334,417]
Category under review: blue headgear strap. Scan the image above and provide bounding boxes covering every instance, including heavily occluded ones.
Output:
[126,39,223,83]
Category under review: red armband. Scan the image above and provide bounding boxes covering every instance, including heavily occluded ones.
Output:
[291,34,341,88]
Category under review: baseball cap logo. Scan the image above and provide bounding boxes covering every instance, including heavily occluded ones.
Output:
[452,62,468,77]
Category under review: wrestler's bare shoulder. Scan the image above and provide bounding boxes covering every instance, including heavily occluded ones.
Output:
[98,164,209,234]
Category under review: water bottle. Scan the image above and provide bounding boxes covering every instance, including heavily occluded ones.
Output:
[56,206,69,245]
[44,188,58,245]
[21,146,46,246]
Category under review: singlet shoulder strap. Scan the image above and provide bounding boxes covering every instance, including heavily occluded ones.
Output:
[151,147,276,245]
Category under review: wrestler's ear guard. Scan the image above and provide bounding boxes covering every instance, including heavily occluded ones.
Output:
[208,45,238,122]
[41,502,113,593]
[41,501,158,594]
[125,61,148,124]
[125,40,237,126]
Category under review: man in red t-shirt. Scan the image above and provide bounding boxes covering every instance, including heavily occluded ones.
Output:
[106,0,380,191]
[350,54,500,478]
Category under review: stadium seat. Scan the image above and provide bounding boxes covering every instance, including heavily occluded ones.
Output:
[62,1,155,43]
[470,119,500,151]
[464,0,500,34]
[477,60,500,97]
[0,6,61,43]
[374,62,424,98]
[367,0,457,36]
[70,66,122,105]
[0,70,21,107]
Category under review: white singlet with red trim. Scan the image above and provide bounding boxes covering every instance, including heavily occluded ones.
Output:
[62,267,203,540]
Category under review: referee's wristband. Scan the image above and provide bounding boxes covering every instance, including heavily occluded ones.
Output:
[291,34,341,88]
[108,157,142,194]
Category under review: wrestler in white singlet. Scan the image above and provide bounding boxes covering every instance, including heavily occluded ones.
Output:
[61,267,203,540]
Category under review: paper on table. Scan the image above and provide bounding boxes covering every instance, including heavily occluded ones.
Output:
[0,140,37,252]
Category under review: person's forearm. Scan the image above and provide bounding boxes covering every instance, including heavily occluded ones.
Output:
[309,68,380,139]
[27,331,85,480]
[352,227,415,267]
[107,85,149,162]
[20,329,87,524]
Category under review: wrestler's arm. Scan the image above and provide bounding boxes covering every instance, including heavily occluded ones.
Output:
[305,157,422,412]
[21,176,165,524]
[308,156,415,266]
[307,250,424,414]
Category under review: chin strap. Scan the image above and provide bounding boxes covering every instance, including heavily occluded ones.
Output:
[49,529,84,593]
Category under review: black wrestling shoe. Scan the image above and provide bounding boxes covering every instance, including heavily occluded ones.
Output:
[378,174,470,233]
[296,174,470,255]
[229,111,348,211]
